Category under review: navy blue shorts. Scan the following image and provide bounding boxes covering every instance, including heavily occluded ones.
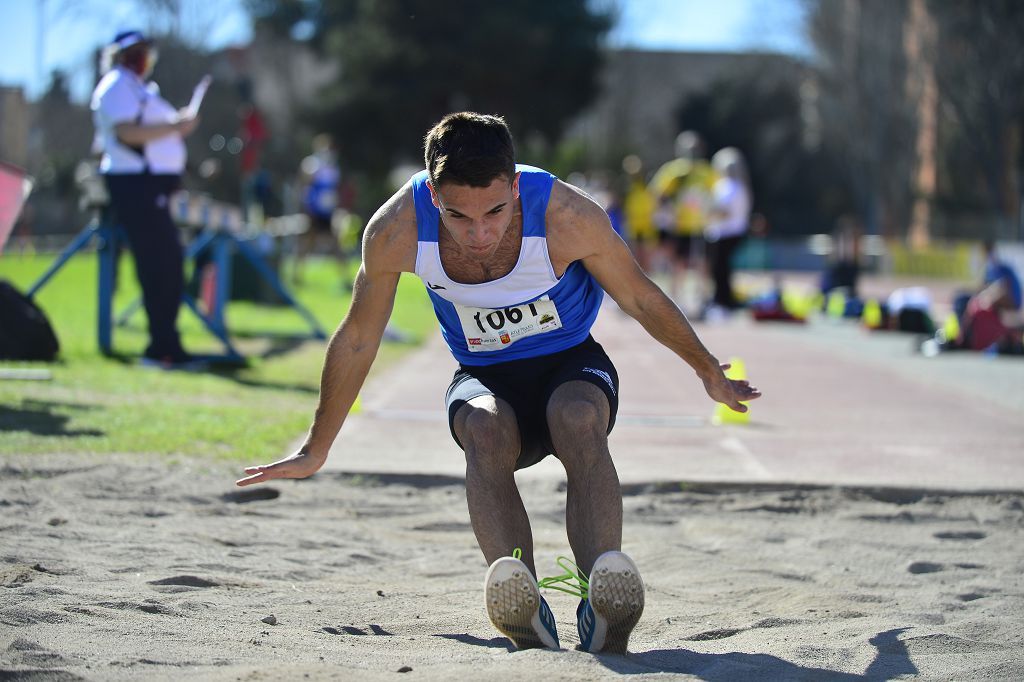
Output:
[445,335,619,470]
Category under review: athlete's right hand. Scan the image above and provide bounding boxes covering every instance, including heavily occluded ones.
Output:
[235,449,326,487]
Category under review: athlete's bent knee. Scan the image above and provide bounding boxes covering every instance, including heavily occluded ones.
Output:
[547,388,608,437]
[457,402,519,463]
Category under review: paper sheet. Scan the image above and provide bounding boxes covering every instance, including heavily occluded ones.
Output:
[186,75,212,119]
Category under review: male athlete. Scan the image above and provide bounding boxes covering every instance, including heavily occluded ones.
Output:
[238,113,760,653]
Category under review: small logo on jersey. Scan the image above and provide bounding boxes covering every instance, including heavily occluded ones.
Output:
[427,282,447,290]
[468,338,482,346]
[499,333,511,344]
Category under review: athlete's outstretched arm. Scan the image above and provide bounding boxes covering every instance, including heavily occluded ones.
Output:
[237,188,417,486]
[549,182,761,411]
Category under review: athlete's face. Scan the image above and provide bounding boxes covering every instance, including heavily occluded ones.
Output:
[428,173,520,260]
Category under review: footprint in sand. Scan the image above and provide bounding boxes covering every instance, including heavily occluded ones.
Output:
[958,592,988,602]
[6,637,71,668]
[148,575,220,588]
[934,531,986,541]
[684,627,744,641]
[907,561,986,574]
[323,624,393,636]
[221,488,280,504]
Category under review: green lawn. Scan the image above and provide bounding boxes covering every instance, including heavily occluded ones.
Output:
[0,249,437,461]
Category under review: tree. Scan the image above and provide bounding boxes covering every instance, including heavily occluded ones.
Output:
[247,0,612,180]
[29,70,94,234]
[928,0,1024,238]
[805,0,1024,241]
[804,0,917,239]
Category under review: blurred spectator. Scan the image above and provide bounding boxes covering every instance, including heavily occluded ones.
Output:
[649,132,716,302]
[957,240,1023,352]
[296,134,349,287]
[90,30,201,369]
[621,155,656,272]
[704,147,751,312]
[238,101,271,223]
[821,214,862,300]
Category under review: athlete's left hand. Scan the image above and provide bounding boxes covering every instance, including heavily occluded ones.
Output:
[702,362,761,412]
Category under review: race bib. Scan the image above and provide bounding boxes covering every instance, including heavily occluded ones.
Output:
[456,296,562,352]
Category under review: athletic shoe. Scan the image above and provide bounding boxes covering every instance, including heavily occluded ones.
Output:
[484,555,559,650]
[576,551,644,654]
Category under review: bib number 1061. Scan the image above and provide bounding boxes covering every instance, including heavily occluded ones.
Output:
[472,303,539,333]
[455,296,561,352]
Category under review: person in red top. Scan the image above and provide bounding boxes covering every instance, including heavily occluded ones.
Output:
[238,102,270,220]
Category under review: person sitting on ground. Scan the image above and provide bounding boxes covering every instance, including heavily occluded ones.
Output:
[237,112,760,654]
[957,240,1023,353]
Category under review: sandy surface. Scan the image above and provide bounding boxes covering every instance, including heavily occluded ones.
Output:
[5,271,1024,680]
[2,454,1023,681]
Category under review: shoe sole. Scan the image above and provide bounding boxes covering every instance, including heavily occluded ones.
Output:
[585,551,645,654]
[484,557,558,650]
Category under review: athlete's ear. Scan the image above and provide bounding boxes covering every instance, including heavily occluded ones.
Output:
[512,172,521,200]
[426,181,440,209]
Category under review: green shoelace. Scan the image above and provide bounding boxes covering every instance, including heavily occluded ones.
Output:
[511,548,589,600]
[538,556,589,599]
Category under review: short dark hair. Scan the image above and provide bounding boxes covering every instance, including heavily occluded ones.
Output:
[424,112,515,188]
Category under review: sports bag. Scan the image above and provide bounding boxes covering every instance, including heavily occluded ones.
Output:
[0,279,60,361]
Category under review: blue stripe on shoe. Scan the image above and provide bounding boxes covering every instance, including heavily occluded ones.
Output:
[577,598,597,650]
[538,596,559,648]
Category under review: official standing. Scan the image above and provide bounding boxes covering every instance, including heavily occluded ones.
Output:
[704,147,752,314]
[90,30,200,368]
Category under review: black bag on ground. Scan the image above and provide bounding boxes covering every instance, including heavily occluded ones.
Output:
[897,307,935,335]
[0,279,60,361]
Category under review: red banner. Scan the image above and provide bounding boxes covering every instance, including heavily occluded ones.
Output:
[0,161,33,253]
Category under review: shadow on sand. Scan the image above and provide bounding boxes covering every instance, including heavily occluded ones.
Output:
[434,633,516,653]
[595,628,916,680]
[439,627,917,680]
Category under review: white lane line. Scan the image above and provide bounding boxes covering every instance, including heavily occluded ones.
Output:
[719,436,772,480]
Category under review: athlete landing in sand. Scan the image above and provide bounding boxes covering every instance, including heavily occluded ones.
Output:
[238,112,761,653]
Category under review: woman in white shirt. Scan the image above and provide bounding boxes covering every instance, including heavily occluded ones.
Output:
[90,30,200,368]
[704,147,752,312]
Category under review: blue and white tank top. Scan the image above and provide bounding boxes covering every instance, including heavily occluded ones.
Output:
[412,165,604,366]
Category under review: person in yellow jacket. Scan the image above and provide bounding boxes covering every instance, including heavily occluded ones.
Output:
[621,155,657,273]
[648,132,717,304]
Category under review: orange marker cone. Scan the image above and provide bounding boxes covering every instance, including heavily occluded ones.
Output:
[712,357,750,425]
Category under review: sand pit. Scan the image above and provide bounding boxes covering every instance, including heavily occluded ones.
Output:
[2,454,1022,680]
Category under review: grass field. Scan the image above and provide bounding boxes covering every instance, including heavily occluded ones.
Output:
[0,249,437,461]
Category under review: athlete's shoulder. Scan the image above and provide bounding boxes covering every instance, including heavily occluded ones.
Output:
[363,182,418,274]
[545,179,615,265]
[546,178,608,228]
